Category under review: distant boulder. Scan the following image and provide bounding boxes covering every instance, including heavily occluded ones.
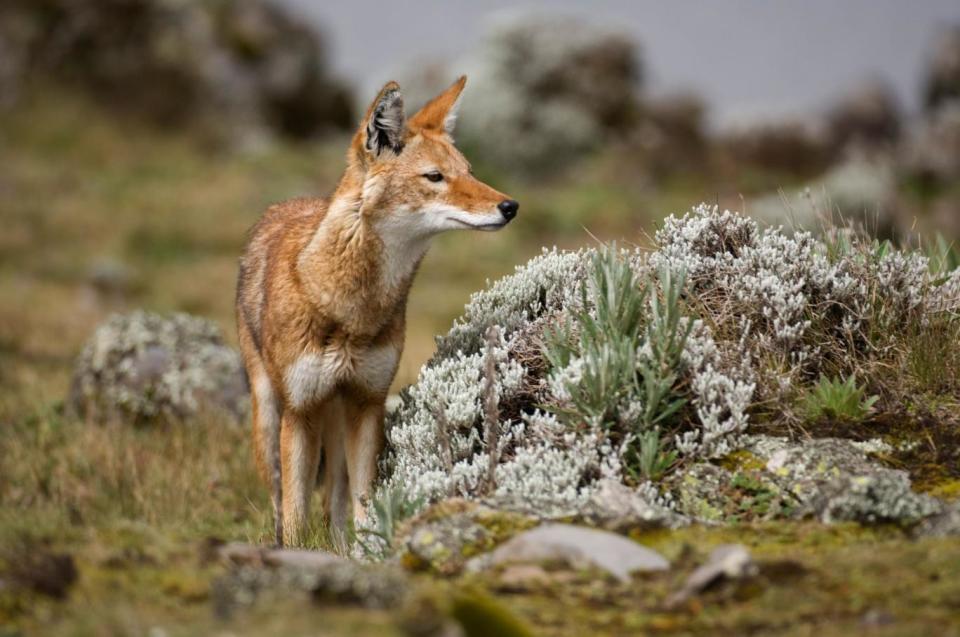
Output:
[457,12,642,173]
[719,118,833,178]
[748,154,898,238]
[826,80,901,151]
[923,26,960,112]
[0,0,353,143]
[69,311,248,424]
[900,103,960,240]
[633,92,709,177]
[902,103,960,185]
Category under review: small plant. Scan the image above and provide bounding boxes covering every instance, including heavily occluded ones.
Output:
[543,246,650,429]
[801,375,879,422]
[926,233,960,279]
[625,429,678,482]
[545,247,690,480]
[355,487,423,559]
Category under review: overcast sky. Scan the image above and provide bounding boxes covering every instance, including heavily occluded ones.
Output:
[278,0,960,127]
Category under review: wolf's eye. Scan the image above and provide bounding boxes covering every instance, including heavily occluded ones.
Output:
[423,171,444,183]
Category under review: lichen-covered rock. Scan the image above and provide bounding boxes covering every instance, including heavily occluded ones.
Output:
[68,311,248,424]
[668,462,787,523]
[212,558,409,618]
[0,0,353,142]
[457,11,641,172]
[664,435,942,527]
[816,472,941,525]
[745,435,941,526]
[395,500,536,576]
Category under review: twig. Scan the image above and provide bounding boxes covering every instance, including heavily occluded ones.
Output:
[430,404,455,476]
[483,325,501,493]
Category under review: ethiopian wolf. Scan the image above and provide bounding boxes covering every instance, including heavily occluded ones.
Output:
[236,76,518,546]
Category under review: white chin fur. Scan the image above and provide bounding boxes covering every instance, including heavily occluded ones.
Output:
[423,204,506,232]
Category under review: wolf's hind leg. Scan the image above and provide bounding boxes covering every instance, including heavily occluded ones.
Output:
[248,365,284,546]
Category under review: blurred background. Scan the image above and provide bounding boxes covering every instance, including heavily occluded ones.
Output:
[2,0,959,413]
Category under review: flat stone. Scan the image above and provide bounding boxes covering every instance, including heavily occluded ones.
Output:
[668,544,756,606]
[913,501,960,538]
[586,479,688,531]
[467,523,669,583]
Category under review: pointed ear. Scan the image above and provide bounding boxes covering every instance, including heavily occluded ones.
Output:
[361,81,406,158]
[409,75,467,136]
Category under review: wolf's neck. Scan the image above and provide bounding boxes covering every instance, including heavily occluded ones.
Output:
[297,189,428,325]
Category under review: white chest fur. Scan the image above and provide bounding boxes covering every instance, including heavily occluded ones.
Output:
[284,342,399,410]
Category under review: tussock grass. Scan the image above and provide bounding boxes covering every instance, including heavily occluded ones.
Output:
[0,408,270,546]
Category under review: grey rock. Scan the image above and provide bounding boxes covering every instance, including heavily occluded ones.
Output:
[668,544,756,606]
[395,500,535,576]
[912,501,960,538]
[585,479,688,531]
[467,523,669,583]
[745,435,941,526]
[211,548,408,618]
[87,258,137,298]
[68,310,248,424]
[666,435,942,528]
[216,542,345,571]
[495,564,553,592]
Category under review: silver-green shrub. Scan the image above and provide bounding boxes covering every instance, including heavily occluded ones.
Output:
[378,204,960,518]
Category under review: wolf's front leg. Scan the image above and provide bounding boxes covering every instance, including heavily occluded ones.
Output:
[320,396,350,550]
[344,399,386,525]
[280,409,321,546]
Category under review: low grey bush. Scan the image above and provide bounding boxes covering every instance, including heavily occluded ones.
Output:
[376,204,960,519]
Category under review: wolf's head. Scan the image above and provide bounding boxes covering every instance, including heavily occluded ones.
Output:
[345,76,518,238]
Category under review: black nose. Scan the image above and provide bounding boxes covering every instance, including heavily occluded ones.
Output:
[498,199,519,221]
